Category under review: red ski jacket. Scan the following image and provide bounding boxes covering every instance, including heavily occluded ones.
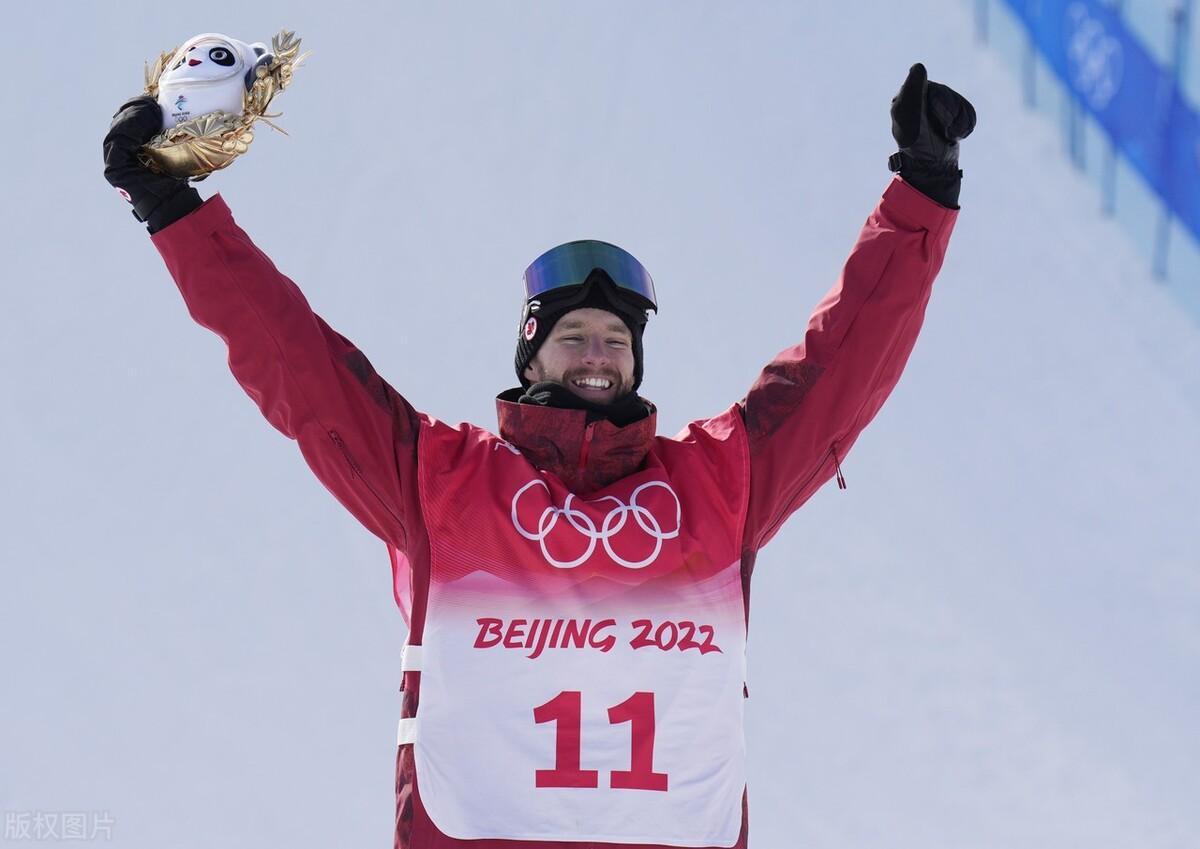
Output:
[151,176,957,848]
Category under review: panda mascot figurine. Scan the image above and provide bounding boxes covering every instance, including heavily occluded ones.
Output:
[139,29,307,178]
[155,34,274,129]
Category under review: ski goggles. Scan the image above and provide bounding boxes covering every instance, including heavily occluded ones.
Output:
[523,240,658,312]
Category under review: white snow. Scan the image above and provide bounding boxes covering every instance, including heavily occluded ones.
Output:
[1,2,1197,847]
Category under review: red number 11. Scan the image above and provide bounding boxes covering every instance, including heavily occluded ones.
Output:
[534,690,668,792]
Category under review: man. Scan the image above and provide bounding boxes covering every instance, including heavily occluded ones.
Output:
[104,63,974,848]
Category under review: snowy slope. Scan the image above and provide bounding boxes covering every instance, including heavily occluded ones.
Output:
[2,2,1198,847]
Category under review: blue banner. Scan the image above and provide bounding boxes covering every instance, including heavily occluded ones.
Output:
[1004,0,1200,240]
[1167,87,1200,234]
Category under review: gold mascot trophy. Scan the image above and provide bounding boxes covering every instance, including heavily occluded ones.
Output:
[139,30,308,179]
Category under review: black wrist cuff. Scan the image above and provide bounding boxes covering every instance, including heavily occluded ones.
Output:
[889,152,962,209]
[144,186,204,234]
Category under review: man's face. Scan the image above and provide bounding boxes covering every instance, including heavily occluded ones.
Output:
[524,308,636,405]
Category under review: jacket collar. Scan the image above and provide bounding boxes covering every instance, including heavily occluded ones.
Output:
[495,396,657,494]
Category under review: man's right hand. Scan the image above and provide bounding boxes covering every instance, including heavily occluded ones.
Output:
[103,96,203,233]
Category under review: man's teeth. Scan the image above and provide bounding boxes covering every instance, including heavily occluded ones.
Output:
[573,377,612,390]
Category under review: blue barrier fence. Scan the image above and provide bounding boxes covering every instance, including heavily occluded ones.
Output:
[992,0,1198,278]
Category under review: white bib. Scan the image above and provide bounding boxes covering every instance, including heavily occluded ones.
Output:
[407,423,750,846]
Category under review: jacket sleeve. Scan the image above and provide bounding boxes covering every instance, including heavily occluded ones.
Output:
[150,193,419,553]
[740,176,957,550]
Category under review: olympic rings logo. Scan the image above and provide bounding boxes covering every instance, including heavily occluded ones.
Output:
[1066,3,1124,111]
[511,479,682,569]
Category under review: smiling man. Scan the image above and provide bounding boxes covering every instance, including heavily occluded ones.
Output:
[104,63,973,849]
[523,303,638,403]
[504,250,657,428]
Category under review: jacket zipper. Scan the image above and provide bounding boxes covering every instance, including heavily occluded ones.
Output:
[328,430,406,529]
[578,423,595,476]
[760,442,848,544]
[831,443,847,490]
[329,430,361,473]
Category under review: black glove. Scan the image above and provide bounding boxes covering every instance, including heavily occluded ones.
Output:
[888,63,976,209]
[103,96,203,233]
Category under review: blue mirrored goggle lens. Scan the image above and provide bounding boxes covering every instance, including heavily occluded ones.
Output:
[523,240,657,311]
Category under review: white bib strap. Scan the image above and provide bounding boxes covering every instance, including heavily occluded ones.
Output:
[397,644,423,746]
[401,643,423,673]
[397,716,418,746]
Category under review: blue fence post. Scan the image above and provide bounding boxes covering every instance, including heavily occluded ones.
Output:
[1023,11,1037,108]
[1067,93,1084,168]
[1183,0,1194,82]
[1102,0,1125,215]
[1154,0,1192,278]
[976,0,990,43]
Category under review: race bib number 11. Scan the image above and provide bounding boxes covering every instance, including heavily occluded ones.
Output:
[533,690,669,792]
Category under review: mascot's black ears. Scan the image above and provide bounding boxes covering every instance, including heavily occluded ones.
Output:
[243,49,274,91]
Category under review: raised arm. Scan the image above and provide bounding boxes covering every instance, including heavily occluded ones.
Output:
[741,176,955,548]
[104,98,419,553]
[740,65,975,549]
